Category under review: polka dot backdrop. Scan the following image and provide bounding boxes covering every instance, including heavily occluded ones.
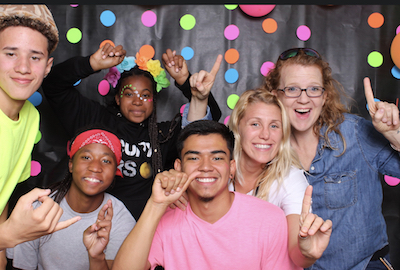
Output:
[18,6,400,265]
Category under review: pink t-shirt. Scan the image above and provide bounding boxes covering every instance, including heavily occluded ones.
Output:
[148,192,294,270]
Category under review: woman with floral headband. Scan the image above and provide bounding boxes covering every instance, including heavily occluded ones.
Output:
[41,44,222,221]
[263,47,400,269]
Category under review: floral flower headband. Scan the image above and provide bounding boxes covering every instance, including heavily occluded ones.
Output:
[104,52,170,92]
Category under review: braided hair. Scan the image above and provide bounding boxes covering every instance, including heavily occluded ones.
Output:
[113,66,180,177]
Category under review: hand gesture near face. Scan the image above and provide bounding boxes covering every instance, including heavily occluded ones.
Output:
[89,43,126,72]
[162,49,189,86]
[5,188,81,247]
[189,54,223,101]
[298,185,332,259]
[151,169,200,207]
[364,77,400,136]
[83,199,113,259]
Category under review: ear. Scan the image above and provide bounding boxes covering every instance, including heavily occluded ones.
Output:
[115,94,121,106]
[271,89,278,96]
[229,159,236,179]
[68,159,73,173]
[44,57,54,78]
[174,158,182,171]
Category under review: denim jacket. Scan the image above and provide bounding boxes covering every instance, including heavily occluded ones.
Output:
[305,113,400,270]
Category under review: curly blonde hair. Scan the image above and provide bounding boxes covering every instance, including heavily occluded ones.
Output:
[262,48,351,154]
[228,89,301,201]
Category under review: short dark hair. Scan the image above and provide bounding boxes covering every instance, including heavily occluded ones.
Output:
[177,120,234,159]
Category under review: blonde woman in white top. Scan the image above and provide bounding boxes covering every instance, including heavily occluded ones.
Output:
[227,89,331,269]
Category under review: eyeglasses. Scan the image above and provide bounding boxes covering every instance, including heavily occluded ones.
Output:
[278,86,325,98]
[279,48,321,60]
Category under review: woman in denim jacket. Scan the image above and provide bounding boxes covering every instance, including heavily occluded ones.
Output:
[263,47,400,270]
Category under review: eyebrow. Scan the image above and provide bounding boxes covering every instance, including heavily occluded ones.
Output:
[80,148,115,158]
[183,150,227,156]
[2,46,45,56]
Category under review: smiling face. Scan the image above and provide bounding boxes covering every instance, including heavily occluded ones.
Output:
[275,64,326,134]
[115,75,154,123]
[0,26,53,118]
[174,134,235,203]
[238,102,283,167]
[69,143,117,199]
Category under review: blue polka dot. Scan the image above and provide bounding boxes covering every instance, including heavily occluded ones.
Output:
[366,98,381,111]
[28,91,43,106]
[181,47,194,60]
[74,79,81,86]
[100,10,116,27]
[391,66,400,79]
[225,68,239,83]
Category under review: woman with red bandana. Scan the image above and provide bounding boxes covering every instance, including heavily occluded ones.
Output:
[7,127,136,270]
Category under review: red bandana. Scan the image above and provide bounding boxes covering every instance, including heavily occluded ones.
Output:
[69,129,123,177]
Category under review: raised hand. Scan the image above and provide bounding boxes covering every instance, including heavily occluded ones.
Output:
[83,200,113,259]
[298,185,332,259]
[89,43,126,72]
[151,169,200,207]
[3,188,81,248]
[189,54,222,101]
[162,49,189,86]
[364,77,400,135]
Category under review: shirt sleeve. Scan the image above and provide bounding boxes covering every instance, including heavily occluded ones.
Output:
[280,168,309,216]
[181,103,212,128]
[175,74,221,122]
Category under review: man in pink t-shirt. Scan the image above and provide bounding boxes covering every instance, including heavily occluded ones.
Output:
[113,120,297,270]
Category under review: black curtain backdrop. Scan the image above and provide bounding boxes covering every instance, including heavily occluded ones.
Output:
[8,5,400,268]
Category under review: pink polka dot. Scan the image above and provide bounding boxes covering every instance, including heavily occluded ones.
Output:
[98,80,110,96]
[70,4,79,7]
[141,10,157,27]
[224,116,230,125]
[180,104,186,115]
[260,61,275,76]
[384,175,400,186]
[224,25,240,40]
[396,25,400,35]
[31,160,41,176]
[296,25,311,41]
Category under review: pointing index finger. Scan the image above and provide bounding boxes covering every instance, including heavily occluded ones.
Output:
[364,77,376,113]
[301,185,313,215]
[209,54,223,76]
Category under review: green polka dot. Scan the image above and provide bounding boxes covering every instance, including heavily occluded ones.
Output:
[180,14,196,30]
[367,51,383,67]
[225,5,238,10]
[227,94,240,110]
[66,28,82,44]
[35,130,42,144]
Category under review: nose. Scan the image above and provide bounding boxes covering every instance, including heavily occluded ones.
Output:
[14,56,31,74]
[297,89,310,103]
[132,94,143,105]
[198,158,213,172]
[259,126,270,140]
[88,159,103,173]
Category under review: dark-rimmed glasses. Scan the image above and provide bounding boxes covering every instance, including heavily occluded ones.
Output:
[278,86,325,98]
[279,48,321,60]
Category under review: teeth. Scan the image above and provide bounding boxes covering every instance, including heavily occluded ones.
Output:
[255,144,271,149]
[196,178,216,183]
[85,178,101,183]
[296,109,310,113]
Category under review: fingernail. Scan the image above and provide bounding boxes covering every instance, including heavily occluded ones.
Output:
[176,187,181,192]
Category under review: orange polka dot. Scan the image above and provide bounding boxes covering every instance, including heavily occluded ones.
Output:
[262,18,278,33]
[225,48,239,64]
[99,39,115,48]
[139,44,155,59]
[368,12,384,28]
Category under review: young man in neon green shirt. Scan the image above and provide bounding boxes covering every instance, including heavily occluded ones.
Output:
[0,5,80,265]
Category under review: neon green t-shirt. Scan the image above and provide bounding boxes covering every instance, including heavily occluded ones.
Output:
[0,101,39,215]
